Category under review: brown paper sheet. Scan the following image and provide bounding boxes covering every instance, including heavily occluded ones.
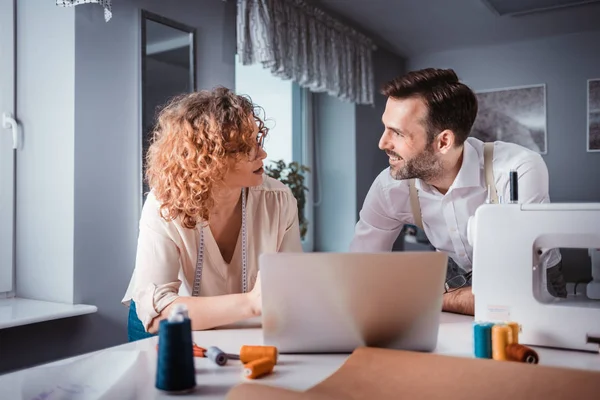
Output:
[225,347,600,400]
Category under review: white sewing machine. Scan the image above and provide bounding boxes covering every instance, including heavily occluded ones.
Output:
[468,203,600,352]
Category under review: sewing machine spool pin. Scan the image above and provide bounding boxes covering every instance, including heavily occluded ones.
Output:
[509,170,518,204]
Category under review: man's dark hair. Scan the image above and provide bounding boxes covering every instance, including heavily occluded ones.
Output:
[381,68,478,146]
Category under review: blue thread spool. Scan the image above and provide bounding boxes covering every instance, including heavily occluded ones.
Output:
[206,346,228,366]
[156,305,196,393]
[473,322,494,359]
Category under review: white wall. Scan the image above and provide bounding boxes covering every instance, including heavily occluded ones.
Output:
[1,0,237,374]
[16,0,76,303]
[235,56,294,165]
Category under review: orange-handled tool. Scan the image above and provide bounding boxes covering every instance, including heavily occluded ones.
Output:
[155,343,206,358]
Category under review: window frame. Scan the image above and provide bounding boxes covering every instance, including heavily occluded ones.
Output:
[292,84,315,252]
[0,0,16,295]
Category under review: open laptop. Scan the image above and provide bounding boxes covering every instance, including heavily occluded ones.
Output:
[259,251,448,354]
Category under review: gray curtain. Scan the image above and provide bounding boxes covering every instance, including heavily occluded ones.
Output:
[237,0,376,106]
[56,0,112,22]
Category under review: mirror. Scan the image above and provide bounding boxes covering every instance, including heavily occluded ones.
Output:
[141,10,196,203]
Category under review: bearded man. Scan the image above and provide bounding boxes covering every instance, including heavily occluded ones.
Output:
[350,68,567,315]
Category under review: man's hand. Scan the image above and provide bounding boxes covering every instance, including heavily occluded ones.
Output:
[442,287,474,316]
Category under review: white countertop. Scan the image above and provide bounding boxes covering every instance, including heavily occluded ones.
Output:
[0,313,599,400]
[0,297,97,330]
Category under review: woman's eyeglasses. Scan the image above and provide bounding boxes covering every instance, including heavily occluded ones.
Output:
[247,131,266,160]
[226,131,266,157]
[256,132,266,149]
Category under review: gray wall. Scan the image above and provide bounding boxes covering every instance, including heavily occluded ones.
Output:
[355,48,405,219]
[313,93,357,251]
[0,0,236,374]
[409,30,600,203]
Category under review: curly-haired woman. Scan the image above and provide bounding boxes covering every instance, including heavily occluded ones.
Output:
[122,87,302,341]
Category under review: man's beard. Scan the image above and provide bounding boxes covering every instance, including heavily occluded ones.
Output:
[390,145,444,181]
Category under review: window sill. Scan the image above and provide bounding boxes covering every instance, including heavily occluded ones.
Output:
[0,297,97,330]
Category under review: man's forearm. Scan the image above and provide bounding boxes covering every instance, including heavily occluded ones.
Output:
[442,287,474,315]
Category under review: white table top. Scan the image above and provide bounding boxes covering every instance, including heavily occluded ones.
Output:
[1,313,599,400]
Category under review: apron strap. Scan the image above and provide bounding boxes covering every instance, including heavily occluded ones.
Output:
[483,142,498,204]
[408,142,498,231]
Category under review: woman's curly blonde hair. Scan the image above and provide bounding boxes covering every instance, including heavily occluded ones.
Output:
[145,86,267,230]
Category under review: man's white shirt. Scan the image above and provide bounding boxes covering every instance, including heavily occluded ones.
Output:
[350,137,561,271]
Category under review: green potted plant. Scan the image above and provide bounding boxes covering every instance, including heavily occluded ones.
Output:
[264,160,310,240]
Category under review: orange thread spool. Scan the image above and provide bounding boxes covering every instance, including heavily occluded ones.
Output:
[506,343,539,364]
[243,357,275,379]
[239,345,278,365]
[492,324,512,361]
[506,322,520,344]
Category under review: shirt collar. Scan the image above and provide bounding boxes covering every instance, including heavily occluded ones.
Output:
[416,140,482,195]
[450,139,482,190]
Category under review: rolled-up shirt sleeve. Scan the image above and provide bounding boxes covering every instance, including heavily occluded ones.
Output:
[123,192,185,332]
[132,222,182,331]
[350,171,410,252]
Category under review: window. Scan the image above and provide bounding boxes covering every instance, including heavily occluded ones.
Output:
[235,57,315,251]
[235,56,295,164]
[0,0,16,295]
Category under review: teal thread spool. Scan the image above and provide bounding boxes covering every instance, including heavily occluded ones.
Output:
[156,305,196,393]
[473,322,494,359]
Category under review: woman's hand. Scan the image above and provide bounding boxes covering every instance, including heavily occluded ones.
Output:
[247,272,262,317]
